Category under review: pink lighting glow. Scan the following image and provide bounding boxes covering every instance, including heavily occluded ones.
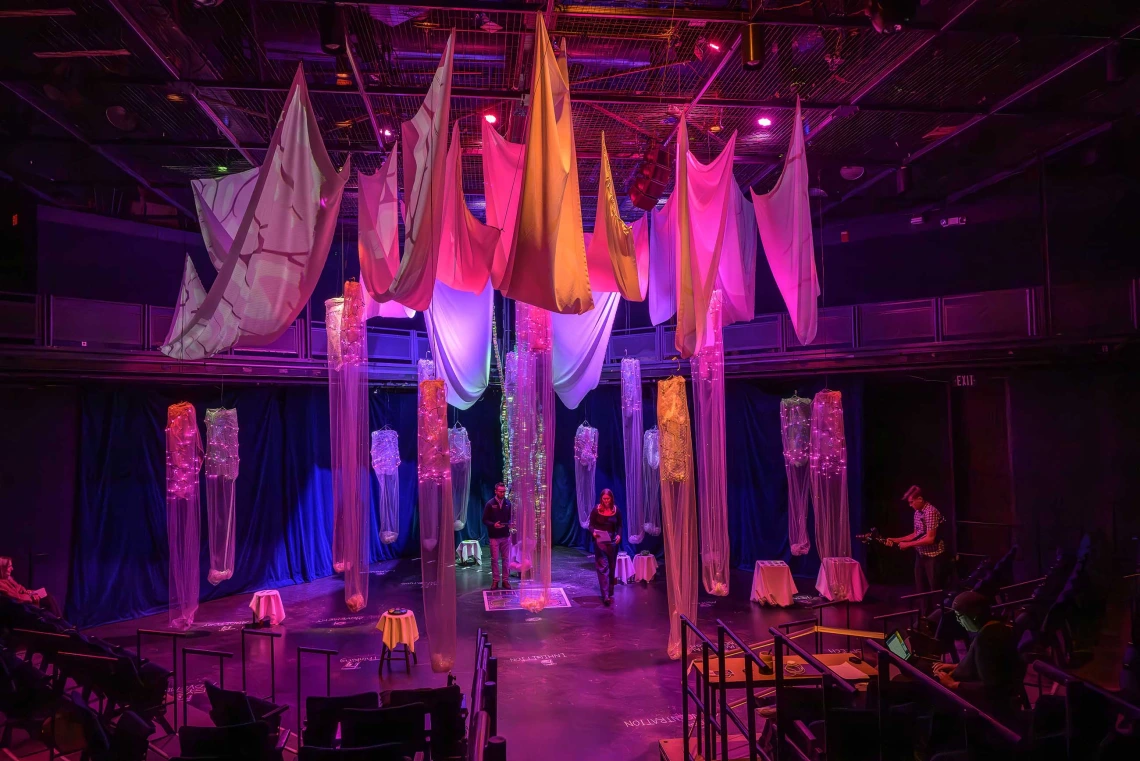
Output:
[708,41,721,50]
[757,117,772,127]
[484,113,498,124]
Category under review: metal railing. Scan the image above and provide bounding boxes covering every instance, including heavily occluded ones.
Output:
[240,626,281,702]
[180,647,232,726]
[680,615,722,761]
[716,620,773,761]
[770,627,859,761]
[295,645,337,746]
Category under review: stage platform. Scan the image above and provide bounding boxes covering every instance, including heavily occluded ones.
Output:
[80,547,896,761]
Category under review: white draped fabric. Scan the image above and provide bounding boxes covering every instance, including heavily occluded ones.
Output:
[549,291,621,409]
[648,193,677,325]
[718,190,758,326]
[449,425,472,531]
[781,396,813,556]
[573,423,598,529]
[424,281,493,410]
[371,429,401,544]
[642,427,662,538]
[481,121,524,290]
[810,390,851,559]
[499,17,592,315]
[162,66,349,360]
[620,358,645,544]
[204,407,239,586]
[752,98,819,345]
[192,168,258,271]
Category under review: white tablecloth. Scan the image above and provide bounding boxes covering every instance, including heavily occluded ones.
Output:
[615,552,635,583]
[376,610,419,653]
[815,557,869,602]
[249,590,286,625]
[751,560,797,606]
[457,540,482,565]
[633,553,658,582]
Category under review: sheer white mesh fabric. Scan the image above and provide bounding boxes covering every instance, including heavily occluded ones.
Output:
[658,378,698,659]
[621,358,645,544]
[204,407,238,585]
[810,390,851,559]
[326,298,347,573]
[573,423,598,529]
[781,396,813,556]
[166,402,201,629]
[449,425,472,531]
[371,430,400,544]
[418,379,456,672]
[642,428,662,537]
[691,290,729,596]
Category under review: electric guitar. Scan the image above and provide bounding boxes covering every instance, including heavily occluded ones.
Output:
[855,527,899,549]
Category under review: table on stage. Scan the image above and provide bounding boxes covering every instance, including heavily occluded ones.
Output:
[249,590,286,625]
[615,552,635,583]
[456,539,482,566]
[690,651,876,688]
[815,557,869,602]
[750,560,796,606]
[633,553,658,582]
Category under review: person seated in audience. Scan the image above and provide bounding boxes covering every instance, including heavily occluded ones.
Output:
[0,556,61,617]
[932,590,1024,721]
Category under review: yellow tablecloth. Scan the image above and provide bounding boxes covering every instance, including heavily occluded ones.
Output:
[376,610,419,653]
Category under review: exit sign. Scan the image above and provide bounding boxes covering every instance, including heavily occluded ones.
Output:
[954,374,976,387]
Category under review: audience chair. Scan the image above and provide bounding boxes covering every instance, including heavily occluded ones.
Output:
[382,683,465,759]
[340,702,427,755]
[298,743,411,760]
[205,680,288,732]
[302,691,379,748]
[177,720,286,761]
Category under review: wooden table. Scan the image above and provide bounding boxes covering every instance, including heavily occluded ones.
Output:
[690,651,876,688]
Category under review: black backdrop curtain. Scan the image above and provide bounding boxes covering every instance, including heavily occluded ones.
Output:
[68,377,863,627]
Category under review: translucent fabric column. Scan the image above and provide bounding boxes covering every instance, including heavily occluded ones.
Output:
[329,283,370,612]
[166,401,201,629]
[449,425,472,531]
[691,290,729,596]
[573,423,598,529]
[642,428,662,539]
[371,430,400,544]
[621,358,645,544]
[513,303,554,612]
[780,396,812,556]
[418,378,456,672]
[658,378,698,659]
[204,407,239,585]
[810,390,851,559]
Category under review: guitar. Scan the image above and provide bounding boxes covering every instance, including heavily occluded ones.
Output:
[855,527,899,549]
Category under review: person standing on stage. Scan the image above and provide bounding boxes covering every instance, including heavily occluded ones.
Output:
[886,486,947,610]
[483,483,513,591]
[589,489,623,607]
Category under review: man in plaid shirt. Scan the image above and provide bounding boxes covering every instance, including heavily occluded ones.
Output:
[887,485,947,610]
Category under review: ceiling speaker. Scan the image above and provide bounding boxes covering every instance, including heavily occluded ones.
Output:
[628,142,671,211]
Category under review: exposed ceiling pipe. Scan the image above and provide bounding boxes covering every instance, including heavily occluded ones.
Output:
[0,168,59,206]
[344,31,386,158]
[661,34,742,148]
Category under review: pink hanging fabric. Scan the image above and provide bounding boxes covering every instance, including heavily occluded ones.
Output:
[648,193,677,325]
[449,425,472,531]
[328,283,371,612]
[717,190,758,326]
[549,290,620,409]
[162,65,349,359]
[418,378,456,672]
[585,132,647,301]
[204,407,239,585]
[658,378,698,659]
[810,390,850,559]
[573,423,599,529]
[166,402,201,629]
[691,291,729,596]
[358,143,401,299]
[371,430,400,544]
[781,395,813,556]
[362,285,414,320]
[752,98,819,345]
[481,121,524,290]
[513,303,555,612]
[620,358,645,544]
[499,17,592,315]
[437,123,499,293]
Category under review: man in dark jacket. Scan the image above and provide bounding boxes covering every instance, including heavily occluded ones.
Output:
[483,483,513,590]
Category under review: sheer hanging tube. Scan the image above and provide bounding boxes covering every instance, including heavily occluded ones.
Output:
[371,430,400,544]
[204,407,239,585]
[329,283,370,612]
[621,358,645,544]
[810,390,851,559]
[781,396,813,556]
[642,428,662,538]
[658,378,698,659]
[166,402,201,629]
[691,291,729,596]
[573,423,598,529]
[513,303,555,612]
[418,379,456,672]
[449,425,472,531]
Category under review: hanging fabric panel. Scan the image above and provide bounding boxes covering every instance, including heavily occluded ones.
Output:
[691,290,729,596]
[717,189,758,326]
[204,407,239,586]
[166,402,201,629]
[781,395,813,556]
[371,429,401,544]
[424,280,493,410]
[642,428,662,538]
[481,121,524,290]
[328,283,370,613]
[658,378,698,659]
[418,378,456,672]
[549,290,621,409]
[449,425,472,531]
[573,423,598,529]
[499,17,592,315]
[649,193,678,325]
[192,167,258,271]
[810,390,850,559]
[620,358,645,544]
[752,98,819,345]
[437,123,500,293]
[162,66,349,359]
[358,143,401,298]
[585,132,646,301]
[513,302,555,611]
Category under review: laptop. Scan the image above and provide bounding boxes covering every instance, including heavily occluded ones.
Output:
[885,630,937,676]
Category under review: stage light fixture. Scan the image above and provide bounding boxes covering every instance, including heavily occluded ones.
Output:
[382,128,393,137]
[896,165,911,194]
[217,165,229,173]
[484,113,497,124]
[319,1,344,55]
[867,0,919,34]
[757,116,772,127]
[708,41,721,51]
[475,13,502,33]
[741,24,765,69]
[166,92,185,103]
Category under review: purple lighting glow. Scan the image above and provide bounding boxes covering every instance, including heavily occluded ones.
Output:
[757,117,772,128]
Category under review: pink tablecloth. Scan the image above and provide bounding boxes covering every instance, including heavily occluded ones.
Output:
[751,560,797,606]
[633,553,658,582]
[615,552,635,583]
[815,557,869,602]
[249,590,286,625]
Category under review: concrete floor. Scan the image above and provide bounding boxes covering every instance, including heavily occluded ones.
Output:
[82,548,913,760]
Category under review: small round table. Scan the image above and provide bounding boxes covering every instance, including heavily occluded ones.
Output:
[751,560,796,607]
[457,539,482,566]
[614,552,635,583]
[815,557,869,602]
[249,590,286,625]
[376,609,419,674]
[633,553,659,583]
